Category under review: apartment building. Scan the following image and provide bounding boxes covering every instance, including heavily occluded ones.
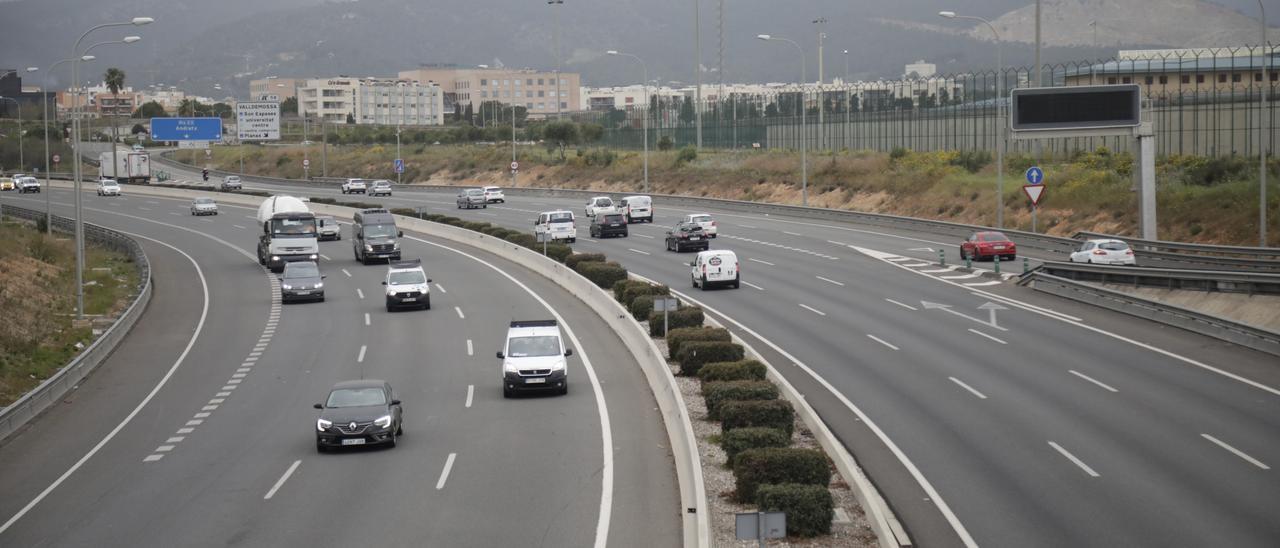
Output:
[398,64,581,116]
[299,77,444,125]
[249,77,303,102]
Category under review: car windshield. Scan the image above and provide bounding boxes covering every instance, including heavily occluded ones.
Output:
[326,387,386,408]
[283,263,319,278]
[466,189,483,196]
[691,215,711,223]
[270,218,317,237]
[549,213,573,223]
[226,177,239,182]
[601,215,625,223]
[194,198,214,204]
[595,198,612,206]
[364,224,397,238]
[485,187,500,192]
[507,335,561,357]
[980,232,1010,242]
[389,270,426,285]
[1099,241,1130,251]
[628,197,651,206]
[317,217,335,226]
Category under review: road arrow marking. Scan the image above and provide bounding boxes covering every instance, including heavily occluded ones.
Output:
[921,301,1008,331]
[976,302,1007,328]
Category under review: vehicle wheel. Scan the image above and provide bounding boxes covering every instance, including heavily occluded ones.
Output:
[386,304,394,312]
[503,385,513,399]
[692,275,698,288]
[316,441,327,453]
[423,295,431,310]
[483,204,487,208]
[387,431,397,448]
[701,275,708,290]
[559,382,568,396]
[336,234,341,240]
[569,238,576,243]
[732,276,740,289]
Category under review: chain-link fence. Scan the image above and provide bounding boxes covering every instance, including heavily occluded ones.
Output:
[586,45,1277,159]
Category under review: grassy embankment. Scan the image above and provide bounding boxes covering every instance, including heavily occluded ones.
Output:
[0,221,140,405]
[202,143,1280,246]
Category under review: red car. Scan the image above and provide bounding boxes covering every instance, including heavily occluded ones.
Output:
[960,231,1017,261]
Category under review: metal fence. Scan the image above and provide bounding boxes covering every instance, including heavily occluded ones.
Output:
[586,45,1277,159]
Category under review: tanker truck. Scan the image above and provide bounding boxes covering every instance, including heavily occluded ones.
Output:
[256,196,319,272]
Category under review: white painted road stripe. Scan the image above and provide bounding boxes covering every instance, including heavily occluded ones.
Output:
[466,339,474,356]
[465,385,474,408]
[1048,441,1100,477]
[342,268,352,278]
[436,453,457,489]
[816,275,845,286]
[949,377,988,399]
[799,304,827,316]
[942,273,981,280]
[233,224,246,229]
[143,455,163,462]
[364,313,370,326]
[632,234,655,239]
[357,345,367,363]
[866,334,899,351]
[748,258,774,266]
[967,328,1007,345]
[435,283,446,293]
[783,231,802,236]
[1201,434,1270,469]
[900,262,931,267]
[356,288,364,299]
[455,306,465,319]
[628,248,651,255]
[264,460,302,500]
[738,224,758,229]
[826,240,848,246]
[921,266,960,273]
[1069,370,1119,393]
[320,253,331,261]
[885,298,918,311]
[741,281,765,291]
[964,280,1003,287]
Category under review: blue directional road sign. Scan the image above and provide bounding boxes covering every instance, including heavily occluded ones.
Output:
[1025,166,1044,185]
[151,117,223,141]
[394,158,404,174]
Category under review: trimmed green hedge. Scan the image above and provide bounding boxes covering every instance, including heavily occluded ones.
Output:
[504,233,537,249]
[756,483,834,537]
[732,448,830,503]
[462,221,489,232]
[702,380,778,419]
[613,279,647,302]
[630,295,656,322]
[720,399,795,437]
[575,261,628,289]
[621,283,669,307]
[666,327,731,360]
[544,243,573,263]
[388,207,417,217]
[437,216,462,225]
[648,306,705,337]
[698,360,768,383]
[674,341,744,377]
[720,427,791,463]
[566,253,607,270]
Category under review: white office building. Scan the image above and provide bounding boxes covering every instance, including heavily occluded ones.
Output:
[300,77,444,125]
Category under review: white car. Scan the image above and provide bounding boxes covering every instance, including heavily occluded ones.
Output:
[683,213,717,238]
[383,259,432,311]
[341,178,368,194]
[221,176,242,191]
[619,195,652,223]
[690,249,740,289]
[497,319,571,397]
[17,176,41,193]
[97,179,121,196]
[369,180,393,196]
[1069,239,1136,266]
[584,196,614,217]
[534,210,576,243]
[190,197,219,215]
[483,185,505,203]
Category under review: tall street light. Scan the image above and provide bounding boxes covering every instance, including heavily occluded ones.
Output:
[44,57,91,233]
[1258,0,1269,246]
[0,67,38,170]
[547,0,564,119]
[608,50,650,193]
[71,16,153,320]
[83,36,141,204]
[940,10,1005,228]
[694,0,703,149]
[757,34,808,207]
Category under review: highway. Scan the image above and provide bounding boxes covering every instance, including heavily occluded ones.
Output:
[151,160,1280,547]
[0,185,679,547]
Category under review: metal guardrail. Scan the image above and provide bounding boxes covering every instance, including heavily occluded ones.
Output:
[1019,272,1280,358]
[1035,261,1280,295]
[0,204,153,443]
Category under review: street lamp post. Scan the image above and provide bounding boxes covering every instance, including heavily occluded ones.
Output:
[694,0,703,149]
[608,50,650,193]
[548,0,564,119]
[1258,0,1269,246]
[940,10,1005,228]
[844,49,851,148]
[511,104,518,189]
[757,34,808,207]
[814,18,826,150]
[44,57,90,233]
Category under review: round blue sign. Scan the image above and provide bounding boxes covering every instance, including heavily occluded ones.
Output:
[1025,166,1044,185]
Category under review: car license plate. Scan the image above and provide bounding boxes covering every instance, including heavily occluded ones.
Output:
[994,245,1006,250]
[341,438,365,446]
[525,377,546,384]
[402,297,416,302]
[295,290,311,295]
[610,224,621,227]
[689,236,701,240]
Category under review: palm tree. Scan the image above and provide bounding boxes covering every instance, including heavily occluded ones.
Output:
[104,67,126,180]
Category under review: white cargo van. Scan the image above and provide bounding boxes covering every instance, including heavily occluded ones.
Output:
[534,210,576,243]
[690,249,739,289]
[619,195,652,223]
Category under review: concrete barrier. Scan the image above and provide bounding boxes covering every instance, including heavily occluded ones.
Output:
[0,205,153,444]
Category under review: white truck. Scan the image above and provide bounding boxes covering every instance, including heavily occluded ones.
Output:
[256,196,320,272]
[98,151,151,184]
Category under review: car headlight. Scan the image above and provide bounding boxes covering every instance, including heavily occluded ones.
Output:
[309,254,318,260]
[392,242,400,250]
[317,418,331,432]
[281,284,292,290]
[314,282,323,289]
[364,244,373,251]
[551,359,566,371]
[503,361,518,374]
[271,255,280,261]
[374,415,392,429]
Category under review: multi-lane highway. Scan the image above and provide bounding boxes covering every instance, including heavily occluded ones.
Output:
[146,160,1280,547]
[0,185,679,546]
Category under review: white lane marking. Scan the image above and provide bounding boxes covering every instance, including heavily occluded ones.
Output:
[783,231,802,236]
[176,427,195,434]
[948,377,988,399]
[168,212,179,216]
[967,328,1007,345]
[364,313,371,326]
[1201,434,1270,470]
[748,258,774,266]
[798,304,827,316]
[886,257,913,262]
[146,200,160,205]
[156,445,175,452]
[741,281,765,291]
[826,240,848,246]
[185,419,204,426]
[465,385,474,408]
[143,455,163,462]
[921,266,961,273]
[900,262,931,267]
[215,392,231,398]
[454,306,465,319]
[628,248,651,256]
[436,453,457,489]
[866,334,899,351]
[738,224,758,229]
[964,280,1003,287]
[221,385,236,391]
[342,268,352,278]
[357,345,367,363]
[166,437,185,443]
[232,224,246,229]
[969,292,1083,323]
[264,460,302,500]
[885,298,918,311]
[582,238,599,243]
[815,275,845,287]
[244,215,256,220]
[356,288,364,299]
[406,235,613,547]
[1,233,210,530]
[210,398,226,404]
[632,234,655,239]
[466,339,474,356]
[941,273,981,280]
[320,254,331,261]
[1069,370,1119,393]
[1048,441,1100,477]
[435,283,446,293]
[137,206,151,211]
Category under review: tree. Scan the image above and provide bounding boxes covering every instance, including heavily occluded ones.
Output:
[280,96,298,115]
[678,96,694,125]
[346,113,355,124]
[104,67,126,177]
[463,103,474,125]
[542,121,579,160]
[212,102,233,118]
[452,101,463,123]
[602,107,626,128]
[131,123,146,135]
[133,100,168,119]
[579,123,603,143]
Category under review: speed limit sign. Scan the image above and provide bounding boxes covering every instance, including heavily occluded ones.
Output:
[510,161,519,171]
[303,159,311,168]
[53,154,61,164]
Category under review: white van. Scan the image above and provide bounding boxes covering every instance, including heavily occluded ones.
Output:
[535,210,577,243]
[619,195,653,223]
[690,249,739,289]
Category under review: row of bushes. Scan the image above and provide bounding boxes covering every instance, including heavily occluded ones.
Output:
[309,197,384,210]
[156,182,270,198]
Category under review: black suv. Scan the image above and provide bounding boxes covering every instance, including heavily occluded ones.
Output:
[665,222,710,252]
[589,213,628,238]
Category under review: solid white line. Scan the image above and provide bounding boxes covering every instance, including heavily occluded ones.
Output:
[466,339,474,356]
[783,231,802,236]
[815,275,845,286]
[436,453,457,489]
[628,248,650,255]
[342,268,352,277]
[900,262,931,267]
[921,266,961,273]
[941,273,981,280]
[884,298,918,311]
[582,237,599,243]
[738,224,758,229]
[948,377,988,399]
[632,233,655,239]
[969,292,1083,323]
[964,280,1002,287]
[826,239,848,246]
[465,385,474,408]
[798,304,827,316]
[264,460,302,500]
[435,283,446,293]
[0,232,211,535]
[1069,370,1119,393]
[1201,434,1270,470]
[364,313,370,326]
[741,281,765,291]
[1048,441,1100,477]
[748,258,775,266]
[357,345,367,363]
[454,306,465,319]
[967,328,1007,345]
[232,224,246,229]
[866,334,899,351]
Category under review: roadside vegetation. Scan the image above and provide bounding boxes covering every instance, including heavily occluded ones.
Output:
[0,222,140,405]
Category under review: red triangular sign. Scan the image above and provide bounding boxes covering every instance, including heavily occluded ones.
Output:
[1023,185,1045,206]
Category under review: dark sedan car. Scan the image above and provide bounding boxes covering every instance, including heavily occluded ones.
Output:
[665,222,710,252]
[314,380,403,452]
[280,261,325,303]
[589,213,629,238]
